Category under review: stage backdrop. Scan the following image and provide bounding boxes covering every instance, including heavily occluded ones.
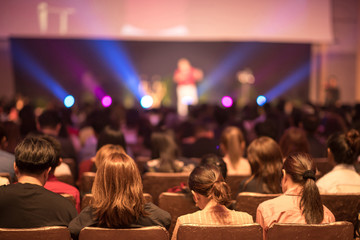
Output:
[10,38,310,107]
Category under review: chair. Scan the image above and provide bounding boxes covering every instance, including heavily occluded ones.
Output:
[79,172,96,194]
[313,157,334,178]
[266,221,354,240]
[321,194,360,228]
[57,174,74,186]
[79,226,169,240]
[62,158,77,185]
[81,193,153,210]
[0,172,12,184]
[176,223,262,240]
[142,172,190,204]
[158,192,199,235]
[61,193,76,207]
[0,226,71,240]
[226,175,251,199]
[235,192,280,221]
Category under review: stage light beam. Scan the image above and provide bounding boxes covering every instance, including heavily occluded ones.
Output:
[64,95,75,108]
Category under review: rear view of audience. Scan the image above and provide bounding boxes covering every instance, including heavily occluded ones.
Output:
[220,126,251,175]
[256,153,335,238]
[279,127,309,157]
[69,152,171,239]
[0,124,15,181]
[0,136,77,228]
[171,164,253,240]
[317,129,360,193]
[239,137,283,194]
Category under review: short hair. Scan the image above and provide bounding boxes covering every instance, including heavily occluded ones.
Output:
[15,136,56,175]
[38,110,61,129]
[96,126,127,152]
[41,135,62,172]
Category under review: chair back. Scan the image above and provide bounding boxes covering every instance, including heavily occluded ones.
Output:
[0,226,71,240]
[313,158,334,178]
[177,223,262,240]
[321,194,360,227]
[61,193,76,207]
[0,172,12,184]
[267,221,354,240]
[80,172,96,194]
[142,172,189,204]
[235,192,280,220]
[81,193,153,210]
[158,192,199,235]
[57,175,74,186]
[79,226,169,240]
[226,175,251,199]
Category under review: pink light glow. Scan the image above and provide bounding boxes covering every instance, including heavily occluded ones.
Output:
[221,96,233,108]
[101,96,112,107]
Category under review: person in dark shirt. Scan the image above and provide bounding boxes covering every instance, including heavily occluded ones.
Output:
[0,136,77,228]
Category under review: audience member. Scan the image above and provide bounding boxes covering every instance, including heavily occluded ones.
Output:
[317,129,360,193]
[0,124,15,181]
[171,165,253,240]
[0,136,77,228]
[94,144,125,169]
[256,153,335,238]
[220,126,251,175]
[279,127,309,158]
[239,137,283,194]
[43,135,81,212]
[69,152,171,240]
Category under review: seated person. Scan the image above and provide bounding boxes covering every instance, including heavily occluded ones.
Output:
[256,153,335,239]
[43,135,81,212]
[0,124,15,181]
[0,136,77,228]
[69,152,171,240]
[171,165,253,240]
[239,137,283,194]
[317,129,360,193]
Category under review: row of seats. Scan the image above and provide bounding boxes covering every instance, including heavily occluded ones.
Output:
[0,221,354,240]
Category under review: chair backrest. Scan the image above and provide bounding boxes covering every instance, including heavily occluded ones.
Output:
[62,158,77,185]
[158,192,199,235]
[235,192,280,221]
[61,193,76,207]
[57,174,74,186]
[313,158,334,178]
[79,226,169,240]
[321,194,360,227]
[0,226,71,240]
[176,223,262,240]
[0,172,12,184]
[266,221,354,240]
[81,193,154,210]
[142,172,189,204]
[226,175,251,199]
[80,172,96,194]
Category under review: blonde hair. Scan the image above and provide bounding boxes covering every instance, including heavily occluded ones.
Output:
[91,153,146,227]
[220,126,245,167]
[95,144,125,168]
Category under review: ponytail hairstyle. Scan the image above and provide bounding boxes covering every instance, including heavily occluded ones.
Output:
[283,153,323,224]
[220,126,245,167]
[327,129,360,165]
[188,164,231,206]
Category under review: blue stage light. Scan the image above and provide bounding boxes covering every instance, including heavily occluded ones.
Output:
[256,95,267,106]
[64,95,75,108]
[140,95,153,109]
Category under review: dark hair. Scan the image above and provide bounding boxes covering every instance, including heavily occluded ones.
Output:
[38,110,61,129]
[15,136,56,175]
[188,165,231,206]
[327,129,360,165]
[150,130,181,172]
[41,135,61,173]
[301,114,320,134]
[245,137,283,193]
[200,154,227,179]
[279,127,309,157]
[97,126,127,152]
[283,153,323,224]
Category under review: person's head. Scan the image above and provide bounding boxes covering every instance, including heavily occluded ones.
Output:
[37,110,61,134]
[91,152,146,227]
[220,126,246,166]
[150,130,180,172]
[95,144,125,168]
[282,153,323,224]
[178,58,191,71]
[246,137,283,193]
[14,136,56,185]
[188,164,231,209]
[200,154,227,179]
[41,135,62,175]
[279,127,309,157]
[97,126,127,152]
[301,114,320,134]
[327,129,360,165]
[0,123,8,150]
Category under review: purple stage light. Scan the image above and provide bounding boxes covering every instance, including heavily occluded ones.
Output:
[101,96,112,107]
[221,96,233,108]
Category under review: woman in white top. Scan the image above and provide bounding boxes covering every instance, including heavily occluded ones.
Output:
[317,129,360,193]
[220,126,251,175]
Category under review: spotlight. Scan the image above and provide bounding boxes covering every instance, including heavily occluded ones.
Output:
[140,95,153,109]
[221,96,233,108]
[64,95,75,108]
[101,96,112,108]
[256,95,267,106]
